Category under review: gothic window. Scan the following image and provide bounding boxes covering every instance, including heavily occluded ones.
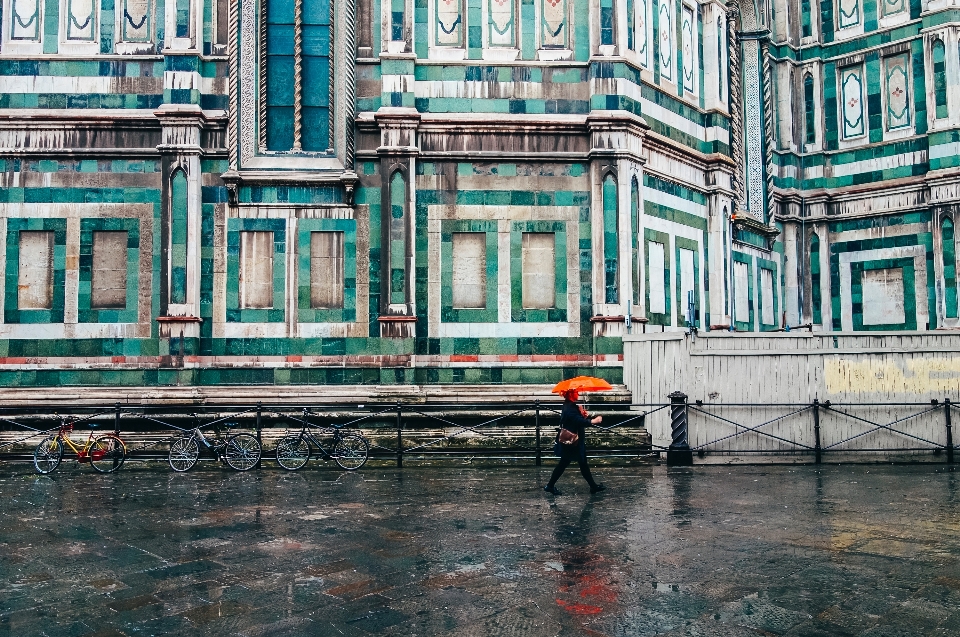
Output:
[600,0,614,46]
[933,39,948,121]
[541,0,567,48]
[943,218,958,319]
[810,233,821,324]
[800,0,811,37]
[170,169,188,305]
[488,0,515,47]
[602,174,619,304]
[264,0,331,152]
[681,4,695,94]
[389,171,407,306]
[883,53,910,130]
[840,65,865,139]
[436,0,463,46]
[803,73,815,145]
[626,0,634,50]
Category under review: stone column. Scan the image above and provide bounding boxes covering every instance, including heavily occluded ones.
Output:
[782,220,800,327]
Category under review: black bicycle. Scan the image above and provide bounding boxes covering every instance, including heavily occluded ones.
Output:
[168,417,262,472]
[275,410,369,471]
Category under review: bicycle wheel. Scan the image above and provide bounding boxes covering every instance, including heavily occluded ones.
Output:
[332,433,369,471]
[33,436,63,474]
[223,433,261,471]
[275,436,310,471]
[168,436,199,472]
[90,436,126,473]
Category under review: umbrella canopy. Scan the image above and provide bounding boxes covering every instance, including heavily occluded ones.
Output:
[551,376,613,395]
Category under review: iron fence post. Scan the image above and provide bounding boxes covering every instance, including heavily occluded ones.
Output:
[813,399,822,464]
[946,398,954,465]
[114,402,121,436]
[396,401,403,468]
[667,391,693,466]
[256,402,262,469]
[535,400,541,466]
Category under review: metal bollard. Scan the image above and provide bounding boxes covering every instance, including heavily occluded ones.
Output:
[667,391,693,466]
[813,399,822,464]
[535,400,541,467]
[946,398,954,465]
[256,402,262,469]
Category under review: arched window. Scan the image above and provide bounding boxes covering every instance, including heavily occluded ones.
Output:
[389,171,407,305]
[626,0,635,51]
[943,217,958,318]
[170,169,188,305]
[602,174,619,304]
[631,176,640,305]
[801,0,812,38]
[810,233,821,325]
[934,39,948,120]
[265,0,331,151]
[804,73,815,146]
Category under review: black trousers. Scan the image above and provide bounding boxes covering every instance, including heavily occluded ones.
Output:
[547,442,597,488]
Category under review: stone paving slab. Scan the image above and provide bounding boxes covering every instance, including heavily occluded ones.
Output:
[2,462,960,636]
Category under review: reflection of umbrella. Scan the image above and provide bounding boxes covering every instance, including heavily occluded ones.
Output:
[551,376,613,394]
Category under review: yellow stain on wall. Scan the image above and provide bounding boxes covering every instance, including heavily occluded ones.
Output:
[825,358,960,395]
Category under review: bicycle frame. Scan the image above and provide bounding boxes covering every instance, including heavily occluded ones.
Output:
[56,425,103,462]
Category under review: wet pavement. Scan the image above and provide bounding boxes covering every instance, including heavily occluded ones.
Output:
[3,461,960,636]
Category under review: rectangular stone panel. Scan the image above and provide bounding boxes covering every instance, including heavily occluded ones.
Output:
[521,232,555,309]
[91,231,129,309]
[648,241,666,315]
[679,247,695,319]
[18,231,54,310]
[240,231,274,309]
[862,267,905,325]
[310,231,344,309]
[734,261,749,323]
[760,267,774,325]
[452,232,487,309]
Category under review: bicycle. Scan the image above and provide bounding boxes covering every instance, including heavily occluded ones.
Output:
[275,410,369,471]
[33,417,127,475]
[168,416,262,472]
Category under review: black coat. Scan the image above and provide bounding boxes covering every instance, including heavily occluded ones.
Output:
[559,399,591,438]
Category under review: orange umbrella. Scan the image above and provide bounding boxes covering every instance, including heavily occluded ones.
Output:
[551,376,613,394]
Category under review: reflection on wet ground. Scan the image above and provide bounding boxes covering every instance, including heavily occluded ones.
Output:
[3,462,960,636]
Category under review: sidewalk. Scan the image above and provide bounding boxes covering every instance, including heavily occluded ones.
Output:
[2,462,959,635]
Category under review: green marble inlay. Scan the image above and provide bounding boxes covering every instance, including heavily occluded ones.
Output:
[226,218,287,323]
[297,218,357,324]
[602,174,619,304]
[4,218,67,324]
[510,220,568,323]
[440,219,498,323]
[943,217,957,319]
[170,168,188,304]
[77,218,141,324]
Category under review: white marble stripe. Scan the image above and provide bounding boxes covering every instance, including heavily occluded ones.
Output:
[830,150,928,178]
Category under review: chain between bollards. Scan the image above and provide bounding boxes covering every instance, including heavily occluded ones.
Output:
[396,401,403,468]
[813,399,822,464]
[667,391,692,466]
[946,398,954,465]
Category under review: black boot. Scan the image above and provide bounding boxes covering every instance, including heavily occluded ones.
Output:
[590,483,606,493]
[544,484,562,495]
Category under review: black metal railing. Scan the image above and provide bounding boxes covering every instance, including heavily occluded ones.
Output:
[3,395,958,467]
